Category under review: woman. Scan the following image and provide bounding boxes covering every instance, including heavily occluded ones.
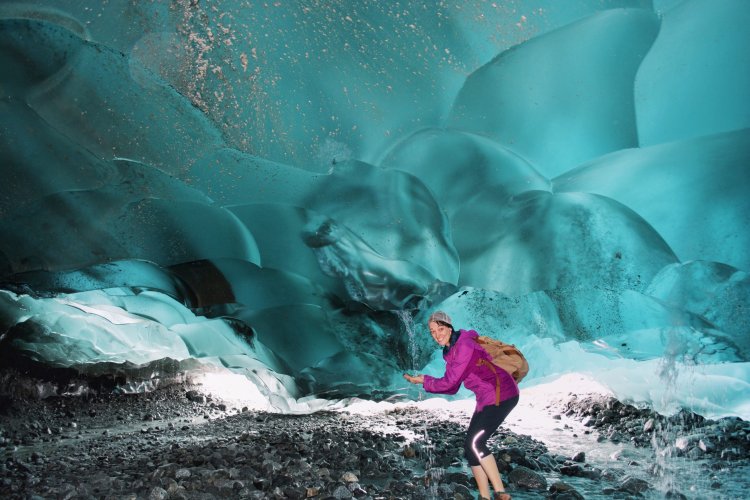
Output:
[403,311,519,500]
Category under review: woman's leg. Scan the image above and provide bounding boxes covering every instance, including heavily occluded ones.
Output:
[464,396,519,497]
[470,464,491,499]
[479,454,505,493]
[465,413,492,498]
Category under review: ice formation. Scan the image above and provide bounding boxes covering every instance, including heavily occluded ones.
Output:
[1,1,748,419]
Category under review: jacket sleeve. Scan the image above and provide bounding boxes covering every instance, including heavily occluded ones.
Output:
[423,341,475,395]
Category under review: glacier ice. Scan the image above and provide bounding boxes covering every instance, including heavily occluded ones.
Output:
[448,8,660,177]
[0,189,259,273]
[553,129,750,271]
[0,289,191,367]
[0,286,300,403]
[380,128,550,216]
[646,260,750,357]
[635,0,750,146]
[380,128,551,265]
[190,149,458,286]
[11,18,225,175]
[0,1,749,421]
[455,191,678,294]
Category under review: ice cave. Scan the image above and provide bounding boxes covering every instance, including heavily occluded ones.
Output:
[0,0,749,498]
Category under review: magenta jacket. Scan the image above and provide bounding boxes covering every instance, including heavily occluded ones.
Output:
[423,329,519,413]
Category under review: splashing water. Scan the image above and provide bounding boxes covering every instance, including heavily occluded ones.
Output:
[647,326,731,498]
[649,327,685,494]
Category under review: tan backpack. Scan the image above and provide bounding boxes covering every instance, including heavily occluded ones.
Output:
[475,336,529,384]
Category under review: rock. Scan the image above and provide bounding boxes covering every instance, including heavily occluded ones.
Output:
[331,483,353,499]
[452,483,473,498]
[619,476,651,494]
[579,467,602,480]
[508,466,547,490]
[549,481,584,500]
[643,418,655,432]
[559,465,583,476]
[571,451,585,462]
[175,468,191,479]
[535,454,558,471]
[148,486,169,500]
[552,491,585,500]
[306,486,321,497]
[282,486,307,499]
[185,391,207,404]
[341,471,359,483]
[349,484,368,497]
[675,436,691,451]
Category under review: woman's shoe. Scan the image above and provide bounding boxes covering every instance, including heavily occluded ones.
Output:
[494,493,511,500]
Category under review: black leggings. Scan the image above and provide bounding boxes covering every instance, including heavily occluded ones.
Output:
[464,395,519,466]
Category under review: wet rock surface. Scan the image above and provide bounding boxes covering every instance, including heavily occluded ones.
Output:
[553,393,750,498]
[559,394,750,463]
[0,386,748,499]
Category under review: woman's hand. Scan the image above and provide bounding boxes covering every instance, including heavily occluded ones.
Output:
[403,373,424,385]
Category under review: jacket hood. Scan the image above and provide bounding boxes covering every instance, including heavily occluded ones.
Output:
[444,328,478,356]
[459,329,479,340]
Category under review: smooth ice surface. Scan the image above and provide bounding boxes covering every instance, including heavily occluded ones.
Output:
[635,0,750,146]
[448,8,660,177]
[380,128,550,215]
[1,0,749,434]
[455,191,678,294]
[554,129,750,271]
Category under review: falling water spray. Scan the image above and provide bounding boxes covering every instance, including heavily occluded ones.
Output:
[649,324,709,497]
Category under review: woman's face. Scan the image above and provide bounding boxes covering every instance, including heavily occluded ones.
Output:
[429,321,452,346]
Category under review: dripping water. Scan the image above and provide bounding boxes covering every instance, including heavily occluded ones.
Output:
[397,309,442,498]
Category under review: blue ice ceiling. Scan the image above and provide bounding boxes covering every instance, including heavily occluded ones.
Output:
[0,1,748,415]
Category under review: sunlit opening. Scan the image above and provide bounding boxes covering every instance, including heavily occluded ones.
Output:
[195,371,271,411]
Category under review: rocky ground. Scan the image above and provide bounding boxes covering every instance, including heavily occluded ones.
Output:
[559,394,750,464]
[0,382,748,499]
